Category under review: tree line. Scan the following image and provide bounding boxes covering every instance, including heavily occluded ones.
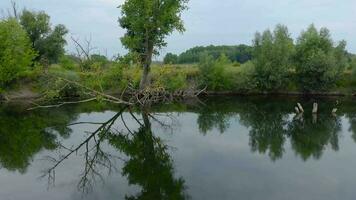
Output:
[197,24,356,92]
[164,44,253,64]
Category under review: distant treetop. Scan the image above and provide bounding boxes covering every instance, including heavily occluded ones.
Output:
[164,44,253,64]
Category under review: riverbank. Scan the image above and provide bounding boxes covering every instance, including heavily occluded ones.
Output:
[2,84,356,104]
[1,62,356,103]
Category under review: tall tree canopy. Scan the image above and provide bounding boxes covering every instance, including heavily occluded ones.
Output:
[253,24,295,91]
[295,24,347,92]
[119,0,188,89]
[20,9,68,64]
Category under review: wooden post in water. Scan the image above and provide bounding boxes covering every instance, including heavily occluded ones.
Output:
[297,103,304,113]
[332,108,338,117]
[312,103,318,114]
[312,113,317,124]
[295,107,300,114]
[332,108,337,114]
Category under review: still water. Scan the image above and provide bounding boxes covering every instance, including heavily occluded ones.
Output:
[1,97,356,200]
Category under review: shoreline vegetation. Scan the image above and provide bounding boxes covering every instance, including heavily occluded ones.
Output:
[1,2,356,104]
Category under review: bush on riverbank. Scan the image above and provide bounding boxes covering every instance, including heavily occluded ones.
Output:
[0,18,36,91]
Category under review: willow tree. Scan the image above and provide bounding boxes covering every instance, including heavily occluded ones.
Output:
[119,0,188,90]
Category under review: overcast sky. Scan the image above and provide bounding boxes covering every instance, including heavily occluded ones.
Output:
[1,0,356,60]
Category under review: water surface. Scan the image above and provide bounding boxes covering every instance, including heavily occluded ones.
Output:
[1,97,356,200]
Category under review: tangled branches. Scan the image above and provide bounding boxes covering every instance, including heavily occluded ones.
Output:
[29,76,206,110]
[126,85,207,106]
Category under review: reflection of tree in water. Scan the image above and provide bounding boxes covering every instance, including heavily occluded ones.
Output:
[196,97,343,161]
[345,104,356,142]
[287,114,341,160]
[238,102,289,161]
[196,99,236,134]
[107,111,187,200]
[0,104,79,172]
[42,107,187,199]
[0,102,125,173]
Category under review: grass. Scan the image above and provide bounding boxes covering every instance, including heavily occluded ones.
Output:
[10,61,356,100]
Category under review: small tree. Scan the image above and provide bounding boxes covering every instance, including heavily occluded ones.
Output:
[253,24,295,91]
[163,53,179,64]
[119,0,188,90]
[295,24,347,92]
[198,53,231,90]
[0,18,35,89]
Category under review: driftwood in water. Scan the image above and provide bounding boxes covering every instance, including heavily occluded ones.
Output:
[28,76,206,110]
[312,113,317,124]
[312,103,318,114]
[297,103,304,113]
[332,108,338,117]
[295,107,300,114]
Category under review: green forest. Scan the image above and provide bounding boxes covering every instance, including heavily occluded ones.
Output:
[1,1,356,103]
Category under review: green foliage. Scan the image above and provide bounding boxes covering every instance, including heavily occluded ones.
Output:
[163,53,179,64]
[119,0,188,88]
[253,24,295,91]
[198,53,232,90]
[233,61,257,91]
[100,63,125,90]
[91,54,109,65]
[295,25,347,92]
[119,0,188,59]
[173,44,253,64]
[152,66,187,92]
[0,18,36,89]
[36,24,68,64]
[59,55,77,70]
[20,9,68,64]
[19,9,50,45]
[39,68,82,99]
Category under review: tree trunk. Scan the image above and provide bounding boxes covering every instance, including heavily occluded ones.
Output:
[139,45,154,90]
[139,63,150,90]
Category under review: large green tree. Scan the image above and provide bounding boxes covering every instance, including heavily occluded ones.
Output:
[253,24,295,91]
[0,18,35,89]
[119,0,188,89]
[20,9,68,64]
[295,24,347,92]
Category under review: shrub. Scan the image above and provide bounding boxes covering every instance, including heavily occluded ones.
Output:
[0,19,36,89]
[152,66,187,92]
[101,63,125,90]
[198,53,232,91]
[233,61,257,91]
[59,55,76,70]
[39,69,82,99]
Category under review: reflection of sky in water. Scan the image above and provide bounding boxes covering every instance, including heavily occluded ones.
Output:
[0,99,356,200]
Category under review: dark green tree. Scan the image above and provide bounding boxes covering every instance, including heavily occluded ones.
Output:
[163,53,179,64]
[295,24,347,92]
[119,0,188,89]
[20,9,68,64]
[253,24,295,91]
